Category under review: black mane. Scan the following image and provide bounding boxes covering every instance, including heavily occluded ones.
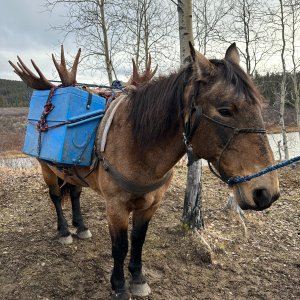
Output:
[128,65,192,149]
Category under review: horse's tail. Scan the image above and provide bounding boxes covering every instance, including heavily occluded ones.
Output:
[58,178,70,207]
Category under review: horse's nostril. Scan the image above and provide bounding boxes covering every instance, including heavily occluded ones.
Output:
[253,188,272,209]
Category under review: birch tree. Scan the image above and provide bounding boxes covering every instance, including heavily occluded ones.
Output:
[278,0,289,159]
[193,0,233,56]
[112,0,177,71]
[226,0,274,76]
[45,0,120,84]
[177,0,204,232]
[287,0,300,138]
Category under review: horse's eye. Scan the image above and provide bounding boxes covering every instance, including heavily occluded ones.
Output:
[218,108,233,117]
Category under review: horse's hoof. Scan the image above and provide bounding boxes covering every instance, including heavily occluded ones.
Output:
[111,292,131,300]
[77,229,92,239]
[59,235,73,244]
[130,282,151,297]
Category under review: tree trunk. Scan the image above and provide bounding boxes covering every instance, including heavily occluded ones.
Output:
[99,0,113,84]
[178,0,204,231]
[290,0,300,139]
[279,0,289,160]
[182,161,204,230]
[296,83,300,139]
[178,0,193,62]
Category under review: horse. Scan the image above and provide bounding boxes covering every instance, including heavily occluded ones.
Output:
[10,43,280,300]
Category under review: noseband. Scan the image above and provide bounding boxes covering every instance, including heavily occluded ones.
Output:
[183,104,266,184]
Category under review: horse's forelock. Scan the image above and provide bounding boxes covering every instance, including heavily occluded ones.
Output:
[210,59,261,105]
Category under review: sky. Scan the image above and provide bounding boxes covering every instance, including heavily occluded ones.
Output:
[1,1,298,84]
[0,0,89,82]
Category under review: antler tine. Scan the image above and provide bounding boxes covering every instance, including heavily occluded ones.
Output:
[52,45,81,86]
[150,64,158,78]
[144,54,157,79]
[126,55,158,87]
[8,56,54,90]
[72,47,81,75]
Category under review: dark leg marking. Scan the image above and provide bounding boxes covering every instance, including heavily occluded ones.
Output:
[49,184,70,238]
[110,229,130,297]
[69,185,86,230]
[69,184,92,239]
[128,219,150,284]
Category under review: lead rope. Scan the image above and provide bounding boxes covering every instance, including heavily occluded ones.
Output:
[227,155,300,186]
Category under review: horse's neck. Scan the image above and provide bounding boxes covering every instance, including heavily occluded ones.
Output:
[103,100,186,180]
[141,131,186,177]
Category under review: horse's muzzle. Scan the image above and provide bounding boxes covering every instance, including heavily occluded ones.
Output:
[251,188,280,211]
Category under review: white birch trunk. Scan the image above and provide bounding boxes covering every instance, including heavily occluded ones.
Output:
[178,0,203,231]
[290,1,300,139]
[99,0,113,85]
[279,0,289,160]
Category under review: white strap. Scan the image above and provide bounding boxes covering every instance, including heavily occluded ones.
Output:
[100,96,125,152]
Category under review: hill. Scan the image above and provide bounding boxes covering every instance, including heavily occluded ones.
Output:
[0,79,32,107]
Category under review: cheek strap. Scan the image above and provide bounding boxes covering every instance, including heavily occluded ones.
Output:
[183,106,203,166]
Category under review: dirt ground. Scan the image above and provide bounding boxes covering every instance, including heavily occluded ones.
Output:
[0,161,299,300]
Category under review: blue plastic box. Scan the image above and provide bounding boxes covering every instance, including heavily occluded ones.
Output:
[23,87,106,166]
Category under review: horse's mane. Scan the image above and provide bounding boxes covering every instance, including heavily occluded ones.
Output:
[127,66,192,149]
[128,59,261,149]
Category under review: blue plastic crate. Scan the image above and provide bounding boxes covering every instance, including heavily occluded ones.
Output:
[23,86,106,166]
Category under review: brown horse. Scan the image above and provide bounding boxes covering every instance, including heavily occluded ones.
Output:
[10,44,280,299]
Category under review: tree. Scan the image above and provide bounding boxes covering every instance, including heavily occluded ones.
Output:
[278,0,289,159]
[193,0,233,56]
[287,0,300,138]
[45,0,120,84]
[228,0,275,76]
[112,0,177,71]
[177,0,204,232]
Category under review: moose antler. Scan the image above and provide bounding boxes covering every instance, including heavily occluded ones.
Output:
[9,57,55,90]
[9,45,81,90]
[52,45,81,86]
[129,54,158,86]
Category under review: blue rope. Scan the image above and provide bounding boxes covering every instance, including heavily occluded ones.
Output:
[227,156,300,186]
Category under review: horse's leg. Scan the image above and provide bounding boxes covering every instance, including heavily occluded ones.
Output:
[40,162,72,244]
[48,183,73,244]
[107,204,131,300]
[128,204,159,297]
[69,184,92,239]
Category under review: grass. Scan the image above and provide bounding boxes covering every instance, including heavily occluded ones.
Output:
[0,107,27,155]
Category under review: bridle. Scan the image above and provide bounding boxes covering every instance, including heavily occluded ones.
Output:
[183,87,266,185]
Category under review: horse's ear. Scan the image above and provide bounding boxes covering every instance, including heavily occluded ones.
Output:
[225,43,240,65]
[189,42,214,79]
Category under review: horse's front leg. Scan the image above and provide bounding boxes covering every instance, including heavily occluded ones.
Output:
[128,204,159,298]
[107,204,131,300]
[69,184,92,239]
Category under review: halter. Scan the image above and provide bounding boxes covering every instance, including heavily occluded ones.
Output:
[183,101,266,185]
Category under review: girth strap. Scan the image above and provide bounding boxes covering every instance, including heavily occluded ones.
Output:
[97,153,173,196]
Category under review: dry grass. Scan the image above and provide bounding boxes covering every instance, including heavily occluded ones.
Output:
[0,107,28,155]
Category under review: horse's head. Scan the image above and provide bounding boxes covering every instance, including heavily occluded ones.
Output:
[186,43,280,211]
